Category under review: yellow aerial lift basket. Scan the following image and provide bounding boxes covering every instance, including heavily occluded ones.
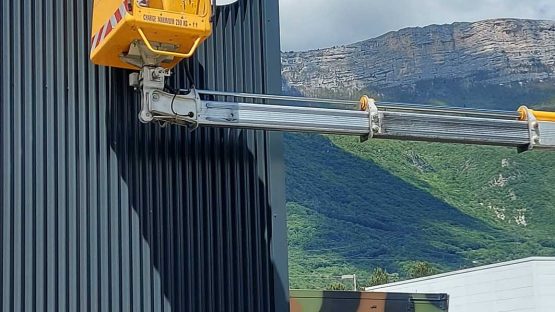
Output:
[90,0,212,70]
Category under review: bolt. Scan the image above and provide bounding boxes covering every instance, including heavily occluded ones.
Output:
[152,93,160,102]
[532,121,539,129]
[533,135,540,144]
[138,111,153,123]
[372,125,380,132]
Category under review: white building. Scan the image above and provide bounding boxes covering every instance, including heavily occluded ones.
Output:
[365,257,555,312]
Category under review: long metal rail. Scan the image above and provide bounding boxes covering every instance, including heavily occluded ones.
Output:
[195,89,531,147]
[131,67,555,152]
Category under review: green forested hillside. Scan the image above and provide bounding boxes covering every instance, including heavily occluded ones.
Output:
[285,81,555,290]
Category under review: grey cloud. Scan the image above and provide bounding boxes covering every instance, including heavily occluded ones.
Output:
[279,0,555,51]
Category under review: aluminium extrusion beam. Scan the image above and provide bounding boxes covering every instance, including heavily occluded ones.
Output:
[196,96,531,147]
[131,67,554,151]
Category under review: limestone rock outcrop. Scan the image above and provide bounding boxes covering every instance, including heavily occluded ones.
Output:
[282,19,555,95]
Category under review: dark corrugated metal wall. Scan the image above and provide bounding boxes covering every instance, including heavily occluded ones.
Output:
[0,0,288,311]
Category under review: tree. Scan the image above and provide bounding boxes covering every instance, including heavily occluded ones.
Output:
[326,282,348,291]
[403,261,438,279]
[368,267,390,286]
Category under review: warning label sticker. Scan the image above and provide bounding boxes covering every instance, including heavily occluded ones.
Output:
[142,14,198,28]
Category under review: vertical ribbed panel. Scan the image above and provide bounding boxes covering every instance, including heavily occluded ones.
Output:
[0,0,287,311]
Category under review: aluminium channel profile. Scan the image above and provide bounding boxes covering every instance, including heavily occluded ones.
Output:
[131,67,551,151]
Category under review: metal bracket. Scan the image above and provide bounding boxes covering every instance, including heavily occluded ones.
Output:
[518,106,540,153]
[121,40,177,68]
[132,67,201,127]
[359,96,380,142]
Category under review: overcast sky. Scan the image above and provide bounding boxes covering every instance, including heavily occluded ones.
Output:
[279,0,555,51]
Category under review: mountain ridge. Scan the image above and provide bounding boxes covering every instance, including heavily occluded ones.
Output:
[282,18,555,96]
[282,18,555,289]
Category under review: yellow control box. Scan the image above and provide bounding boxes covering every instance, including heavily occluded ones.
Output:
[90,0,212,70]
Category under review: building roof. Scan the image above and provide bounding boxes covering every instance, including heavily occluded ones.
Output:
[365,257,555,291]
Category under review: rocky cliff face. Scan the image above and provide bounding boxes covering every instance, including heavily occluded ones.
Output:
[282,19,555,95]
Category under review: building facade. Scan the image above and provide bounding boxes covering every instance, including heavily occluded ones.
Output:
[0,0,287,311]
